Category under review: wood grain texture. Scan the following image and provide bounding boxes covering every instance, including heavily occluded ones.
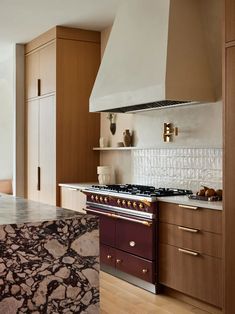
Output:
[39,95,56,205]
[223,45,235,313]
[225,0,235,42]
[56,26,100,43]
[159,222,222,258]
[39,41,56,96]
[159,202,222,234]
[60,187,86,213]
[100,271,221,314]
[159,243,222,308]
[25,27,56,54]
[25,51,40,99]
[56,38,100,203]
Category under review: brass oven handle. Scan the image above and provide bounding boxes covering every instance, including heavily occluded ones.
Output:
[84,208,113,217]
[178,204,198,210]
[113,214,152,227]
[178,226,199,233]
[178,248,199,256]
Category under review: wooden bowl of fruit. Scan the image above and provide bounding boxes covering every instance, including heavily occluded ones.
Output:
[188,186,222,201]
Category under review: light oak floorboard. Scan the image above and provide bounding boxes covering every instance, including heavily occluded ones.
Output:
[100,272,218,314]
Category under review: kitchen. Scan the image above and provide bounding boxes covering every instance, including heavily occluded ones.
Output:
[0,1,233,313]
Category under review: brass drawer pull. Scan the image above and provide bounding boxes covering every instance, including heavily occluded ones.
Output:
[178,226,199,233]
[178,248,199,256]
[129,241,136,247]
[107,255,112,260]
[116,259,122,264]
[178,204,198,210]
[142,269,148,274]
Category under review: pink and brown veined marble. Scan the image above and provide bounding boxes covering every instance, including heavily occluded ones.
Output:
[0,214,99,313]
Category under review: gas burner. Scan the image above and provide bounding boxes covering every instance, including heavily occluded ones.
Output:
[91,184,192,197]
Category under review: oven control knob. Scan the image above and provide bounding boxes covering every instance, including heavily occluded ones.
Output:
[127,201,132,207]
[100,196,103,202]
[133,202,137,208]
[95,196,99,201]
[104,197,108,203]
[91,195,94,200]
[122,200,126,206]
[117,199,121,205]
[139,203,144,209]
[129,241,136,247]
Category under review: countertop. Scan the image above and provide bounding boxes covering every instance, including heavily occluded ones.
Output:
[0,194,85,225]
[59,183,223,211]
[157,195,223,210]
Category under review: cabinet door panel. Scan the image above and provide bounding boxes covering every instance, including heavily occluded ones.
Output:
[116,249,154,283]
[101,244,116,268]
[39,96,56,205]
[159,243,222,307]
[226,0,235,42]
[40,42,56,95]
[27,99,39,201]
[60,187,86,213]
[116,218,155,260]
[25,52,39,99]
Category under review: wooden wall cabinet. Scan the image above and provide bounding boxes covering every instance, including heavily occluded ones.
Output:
[25,27,100,205]
[159,202,222,308]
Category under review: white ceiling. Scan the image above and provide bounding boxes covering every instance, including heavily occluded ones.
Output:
[0,0,122,44]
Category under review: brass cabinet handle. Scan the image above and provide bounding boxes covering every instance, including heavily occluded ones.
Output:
[178,204,198,210]
[113,214,152,227]
[129,241,136,247]
[107,255,112,260]
[84,208,113,217]
[178,226,199,233]
[178,248,199,256]
[116,259,122,264]
[142,269,148,274]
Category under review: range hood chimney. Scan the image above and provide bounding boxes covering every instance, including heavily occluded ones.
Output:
[90,0,216,113]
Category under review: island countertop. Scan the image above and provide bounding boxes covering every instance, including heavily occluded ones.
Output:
[0,194,84,225]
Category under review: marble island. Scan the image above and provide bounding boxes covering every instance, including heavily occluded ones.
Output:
[0,195,99,313]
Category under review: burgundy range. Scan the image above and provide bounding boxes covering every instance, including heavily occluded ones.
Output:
[83,184,192,293]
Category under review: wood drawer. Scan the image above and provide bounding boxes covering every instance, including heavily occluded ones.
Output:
[101,244,116,268]
[159,202,222,234]
[159,222,222,258]
[116,249,154,283]
[116,217,155,260]
[159,243,222,307]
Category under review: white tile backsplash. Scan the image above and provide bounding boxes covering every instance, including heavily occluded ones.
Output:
[132,148,222,191]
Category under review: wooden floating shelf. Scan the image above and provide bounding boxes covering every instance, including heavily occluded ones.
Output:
[93,147,136,151]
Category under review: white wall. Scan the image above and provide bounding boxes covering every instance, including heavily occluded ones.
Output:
[0,43,14,180]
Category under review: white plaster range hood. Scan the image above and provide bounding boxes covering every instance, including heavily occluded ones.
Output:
[89,0,217,113]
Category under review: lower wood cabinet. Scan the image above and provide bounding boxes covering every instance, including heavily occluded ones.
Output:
[159,243,222,307]
[158,201,222,308]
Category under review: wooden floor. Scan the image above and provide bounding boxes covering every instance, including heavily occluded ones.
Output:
[100,272,219,314]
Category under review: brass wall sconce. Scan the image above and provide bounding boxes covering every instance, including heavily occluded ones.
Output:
[163,123,178,142]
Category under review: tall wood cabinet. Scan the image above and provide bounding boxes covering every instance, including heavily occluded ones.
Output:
[25,27,100,205]
[224,0,235,313]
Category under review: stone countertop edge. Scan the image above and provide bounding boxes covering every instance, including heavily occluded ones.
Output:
[0,195,98,225]
[59,183,98,190]
[58,183,222,211]
[157,195,223,211]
